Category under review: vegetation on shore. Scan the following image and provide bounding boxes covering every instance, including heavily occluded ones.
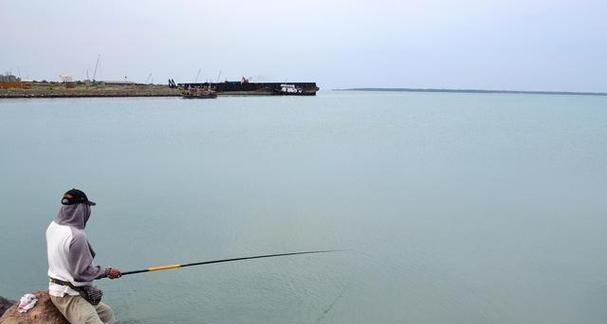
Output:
[0,82,180,98]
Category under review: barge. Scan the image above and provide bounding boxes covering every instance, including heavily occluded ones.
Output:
[172,78,319,96]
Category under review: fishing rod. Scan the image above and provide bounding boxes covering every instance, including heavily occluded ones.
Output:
[121,250,343,276]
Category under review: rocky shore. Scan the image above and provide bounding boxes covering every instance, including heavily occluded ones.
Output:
[0,83,181,98]
[0,292,68,324]
[0,297,15,318]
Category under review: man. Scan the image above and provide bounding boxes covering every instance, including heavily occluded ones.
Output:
[46,189,122,324]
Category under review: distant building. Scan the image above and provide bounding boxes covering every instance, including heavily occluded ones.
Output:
[0,73,20,82]
[59,74,73,83]
[0,73,31,89]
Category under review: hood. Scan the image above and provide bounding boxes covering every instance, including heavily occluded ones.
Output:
[54,203,91,229]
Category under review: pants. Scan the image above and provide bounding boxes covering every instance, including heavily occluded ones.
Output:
[50,295,115,324]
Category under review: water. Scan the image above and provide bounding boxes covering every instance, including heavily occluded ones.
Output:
[1,92,606,323]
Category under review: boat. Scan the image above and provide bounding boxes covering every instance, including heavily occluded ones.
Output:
[181,86,217,99]
[174,79,319,96]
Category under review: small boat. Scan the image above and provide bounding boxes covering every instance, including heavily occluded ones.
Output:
[182,86,217,99]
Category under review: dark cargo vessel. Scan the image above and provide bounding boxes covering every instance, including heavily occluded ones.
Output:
[173,79,319,96]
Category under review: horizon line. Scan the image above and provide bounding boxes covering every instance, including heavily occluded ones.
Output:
[333,87,607,97]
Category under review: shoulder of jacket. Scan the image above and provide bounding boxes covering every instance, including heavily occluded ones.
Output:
[70,227,87,240]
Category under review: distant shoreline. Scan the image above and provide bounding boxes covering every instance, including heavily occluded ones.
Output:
[335,88,607,97]
[0,83,180,99]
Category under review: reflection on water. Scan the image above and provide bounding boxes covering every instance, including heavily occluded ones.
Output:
[1,92,606,323]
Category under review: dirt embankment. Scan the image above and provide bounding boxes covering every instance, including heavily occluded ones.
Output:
[0,83,181,98]
[0,292,68,324]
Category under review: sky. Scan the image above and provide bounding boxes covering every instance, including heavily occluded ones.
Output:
[1,0,606,91]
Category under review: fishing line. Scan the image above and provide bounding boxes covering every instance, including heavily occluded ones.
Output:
[314,284,348,324]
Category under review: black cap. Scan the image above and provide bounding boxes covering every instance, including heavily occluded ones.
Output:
[61,188,96,206]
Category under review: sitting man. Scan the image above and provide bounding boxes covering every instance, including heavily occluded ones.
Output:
[46,189,122,324]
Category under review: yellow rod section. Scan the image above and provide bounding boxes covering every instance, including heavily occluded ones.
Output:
[147,264,181,272]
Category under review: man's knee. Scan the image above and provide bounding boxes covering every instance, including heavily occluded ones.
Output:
[95,302,115,324]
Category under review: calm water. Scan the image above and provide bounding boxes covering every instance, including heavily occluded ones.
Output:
[1,92,606,323]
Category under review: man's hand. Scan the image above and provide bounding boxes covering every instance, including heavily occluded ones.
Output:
[106,267,122,279]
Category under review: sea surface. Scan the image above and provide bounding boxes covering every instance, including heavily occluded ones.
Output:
[1,91,606,323]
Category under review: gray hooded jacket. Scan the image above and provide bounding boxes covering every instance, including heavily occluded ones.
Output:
[46,203,107,293]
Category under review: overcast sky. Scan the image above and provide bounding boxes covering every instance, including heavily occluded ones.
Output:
[2,0,606,91]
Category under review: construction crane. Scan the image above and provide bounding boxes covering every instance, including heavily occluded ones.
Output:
[92,54,100,82]
[145,73,153,84]
[194,68,201,83]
